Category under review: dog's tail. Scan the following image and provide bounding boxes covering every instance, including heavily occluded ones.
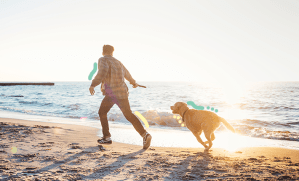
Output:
[220,117,235,133]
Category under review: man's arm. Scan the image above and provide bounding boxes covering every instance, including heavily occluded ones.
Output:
[120,61,136,86]
[91,58,109,88]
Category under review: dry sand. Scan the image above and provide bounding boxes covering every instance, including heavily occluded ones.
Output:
[1,117,299,181]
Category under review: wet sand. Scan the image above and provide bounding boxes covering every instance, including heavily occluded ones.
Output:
[1,118,299,181]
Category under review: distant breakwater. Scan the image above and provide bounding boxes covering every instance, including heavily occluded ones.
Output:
[0,82,54,86]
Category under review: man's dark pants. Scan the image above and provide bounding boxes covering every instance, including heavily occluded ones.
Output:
[98,95,147,138]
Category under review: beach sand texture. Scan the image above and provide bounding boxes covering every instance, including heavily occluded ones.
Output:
[1,118,299,181]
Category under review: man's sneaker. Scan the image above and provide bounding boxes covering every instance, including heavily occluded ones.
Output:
[143,133,152,149]
[97,137,112,144]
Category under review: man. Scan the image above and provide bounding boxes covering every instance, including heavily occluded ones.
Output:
[89,45,152,149]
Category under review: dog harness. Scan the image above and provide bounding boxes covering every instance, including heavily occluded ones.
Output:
[182,109,188,122]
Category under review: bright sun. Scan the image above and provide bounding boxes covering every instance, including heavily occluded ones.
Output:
[221,81,249,105]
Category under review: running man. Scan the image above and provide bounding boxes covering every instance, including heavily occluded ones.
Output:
[89,45,152,149]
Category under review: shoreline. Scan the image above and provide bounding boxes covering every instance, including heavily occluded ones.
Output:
[1,110,298,151]
[1,117,299,180]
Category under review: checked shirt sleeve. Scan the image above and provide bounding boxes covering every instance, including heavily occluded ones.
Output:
[91,58,109,87]
[120,62,136,85]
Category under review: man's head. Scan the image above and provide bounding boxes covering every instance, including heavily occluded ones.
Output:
[102,45,114,56]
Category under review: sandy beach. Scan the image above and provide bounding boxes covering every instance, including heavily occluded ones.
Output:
[1,118,299,181]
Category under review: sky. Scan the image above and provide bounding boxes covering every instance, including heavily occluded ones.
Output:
[1,0,299,85]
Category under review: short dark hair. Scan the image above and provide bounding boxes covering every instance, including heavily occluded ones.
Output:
[103,45,114,55]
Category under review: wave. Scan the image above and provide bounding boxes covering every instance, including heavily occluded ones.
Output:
[9,95,24,97]
[17,100,54,107]
[0,94,24,97]
[106,110,182,127]
[0,106,41,115]
[67,104,81,110]
[287,121,299,125]
[273,106,299,111]
[231,124,299,141]
[110,111,299,141]
[255,106,299,111]
[216,119,299,141]
[44,103,53,106]
[19,101,38,104]
[238,119,299,128]
[104,112,299,142]
[142,110,181,127]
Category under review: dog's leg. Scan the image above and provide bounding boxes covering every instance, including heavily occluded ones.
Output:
[203,130,213,151]
[192,131,208,149]
[204,133,215,144]
[211,133,215,141]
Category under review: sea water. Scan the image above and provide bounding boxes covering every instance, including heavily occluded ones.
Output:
[0,81,298,150]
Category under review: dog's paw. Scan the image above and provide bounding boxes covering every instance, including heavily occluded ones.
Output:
[204,147,213,152]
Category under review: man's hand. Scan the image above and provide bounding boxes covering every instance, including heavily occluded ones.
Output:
[132,83,138,88]
[132,83,146,88]
[89,86,95,95]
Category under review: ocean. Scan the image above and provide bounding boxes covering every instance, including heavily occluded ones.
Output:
[0,81,299,150]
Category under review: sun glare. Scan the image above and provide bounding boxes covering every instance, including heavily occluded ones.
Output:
[220,108,249,121]
[214,132,265,152]
[214,132,243,152]
[221,82,247,105]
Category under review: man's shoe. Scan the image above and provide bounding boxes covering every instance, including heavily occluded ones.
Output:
[97,137,112,144]
[143,133,152,149]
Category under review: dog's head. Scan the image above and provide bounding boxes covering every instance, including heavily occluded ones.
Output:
[170,102,188,114]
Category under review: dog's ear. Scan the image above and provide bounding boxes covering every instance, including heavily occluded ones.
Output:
[178,102,187,109]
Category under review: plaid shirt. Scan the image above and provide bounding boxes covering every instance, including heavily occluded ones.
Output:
[91,55,136,99]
